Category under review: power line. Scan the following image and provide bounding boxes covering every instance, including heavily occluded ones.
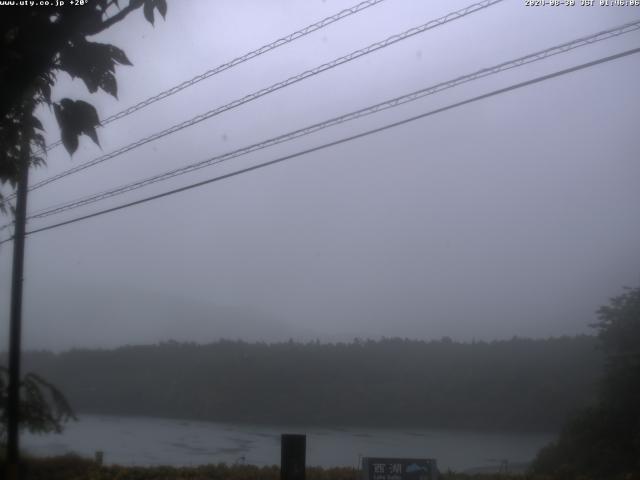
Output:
[24,19,640,221]
[25,0,504,193]
[40,0,391,153]
[2,46,636,245]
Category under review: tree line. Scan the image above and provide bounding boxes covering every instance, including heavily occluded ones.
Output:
[532,286,640,477]
[4,335,602,433]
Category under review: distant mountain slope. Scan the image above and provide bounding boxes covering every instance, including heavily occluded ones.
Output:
[19,283,317,350]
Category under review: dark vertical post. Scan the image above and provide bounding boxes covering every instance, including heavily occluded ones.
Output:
[281,434,306,480]
[6,137,30,480]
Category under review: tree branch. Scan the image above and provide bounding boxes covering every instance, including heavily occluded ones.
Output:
[84,0,142,36]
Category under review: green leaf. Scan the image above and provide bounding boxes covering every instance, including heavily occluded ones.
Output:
[31,156,45,168]
[84,125,100,146]
[39,80,52,105]
[72,100,101,146]
[143,0,155,25]
[53,99,101,155]
[60,125,79,155]
[99,72,118,98]
[31,115,44,131]
[108,45,132,66]
[156,0,167,19]
[58,40,130,98]
[33,133,46,152]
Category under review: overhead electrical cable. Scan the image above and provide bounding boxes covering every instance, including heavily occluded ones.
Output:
[25,0,504,193]
[1,46,636,246]
[24,19,640,221]
[40,0,391,153]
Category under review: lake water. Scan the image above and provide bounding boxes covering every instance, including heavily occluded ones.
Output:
[22,414,554,473]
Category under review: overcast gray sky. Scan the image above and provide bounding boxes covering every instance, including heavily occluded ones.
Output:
[1,0,640,351]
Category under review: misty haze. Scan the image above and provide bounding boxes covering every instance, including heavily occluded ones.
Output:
[1,0,639,479]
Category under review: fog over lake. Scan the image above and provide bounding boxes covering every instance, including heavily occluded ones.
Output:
[1,1,639,476]
[22,415,554,473]
[1,0,640,351]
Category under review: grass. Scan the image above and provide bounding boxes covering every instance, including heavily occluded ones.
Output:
[2,454,640,480]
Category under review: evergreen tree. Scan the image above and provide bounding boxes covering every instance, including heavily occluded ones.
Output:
[532,286,640,477]
[0,367,75,443]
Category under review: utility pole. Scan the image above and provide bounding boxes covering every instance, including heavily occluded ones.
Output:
[6,127,30,480]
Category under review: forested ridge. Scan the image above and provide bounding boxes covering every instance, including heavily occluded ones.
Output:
[6,336,601,432]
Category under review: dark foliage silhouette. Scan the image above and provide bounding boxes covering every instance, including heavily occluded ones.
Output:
[0,0,167,213]
[15,336,602,432]
[532,286,640,478]
[0,367,75,442]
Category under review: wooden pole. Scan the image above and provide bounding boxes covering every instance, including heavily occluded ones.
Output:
[6,129,30,480]
[281,434,306,480]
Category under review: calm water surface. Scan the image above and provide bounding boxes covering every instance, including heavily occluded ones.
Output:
[22,414,554,472]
